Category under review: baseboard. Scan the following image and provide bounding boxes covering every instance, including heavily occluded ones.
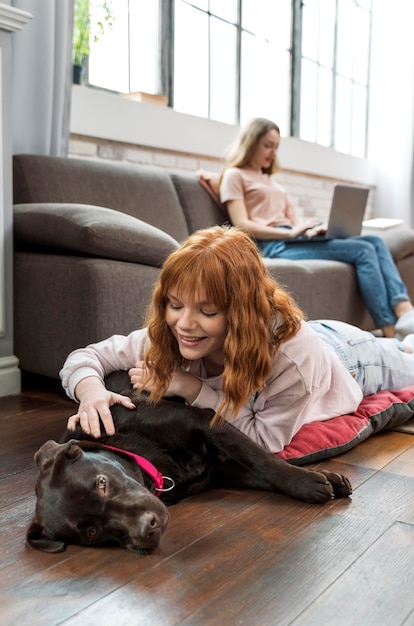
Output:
[0,355,21,396]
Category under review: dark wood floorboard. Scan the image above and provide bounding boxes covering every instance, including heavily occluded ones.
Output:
[1,384,414,626]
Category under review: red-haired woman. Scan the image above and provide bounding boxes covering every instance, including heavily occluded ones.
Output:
[62,226,414,454]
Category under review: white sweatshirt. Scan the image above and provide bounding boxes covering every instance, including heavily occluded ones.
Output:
[60,321,362,454]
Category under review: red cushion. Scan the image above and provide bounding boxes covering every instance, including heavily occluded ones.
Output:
[276,386,414,465]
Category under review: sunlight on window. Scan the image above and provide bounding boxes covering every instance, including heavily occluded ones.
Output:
[240,0,291,132]
[302,0,319,61]
[129,0,159,93]
[242,0,291,47]
[88,0,129,92]
[335,76,352,153]
[210,18,237,124]
[336,0,354,79]
[174,2,209,118]
[240,33,290,132]
[210,0,237,22]
[300,0,371,156]
[318,0,335,68]
[300,58,318,143]
[317,66,332,146]
[88,0,159,94]
[353,5,371,85]
[351,83,368,158]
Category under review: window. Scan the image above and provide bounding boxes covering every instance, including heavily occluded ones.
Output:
[299,0,372,158]
[83,0,372,157]
[172,0,292,131]
[88,1,160,94]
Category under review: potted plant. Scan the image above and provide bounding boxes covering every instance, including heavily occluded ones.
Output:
[72,0,114,84]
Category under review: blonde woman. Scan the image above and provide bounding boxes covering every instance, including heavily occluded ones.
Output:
[219,117,414,339]
[62,226,414,453]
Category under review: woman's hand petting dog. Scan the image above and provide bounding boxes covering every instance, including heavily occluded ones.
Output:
[67,364,202,438]
[67,375,136,438]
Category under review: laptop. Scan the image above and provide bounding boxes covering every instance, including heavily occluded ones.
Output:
[293,184,370,241]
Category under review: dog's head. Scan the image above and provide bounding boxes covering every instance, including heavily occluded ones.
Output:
[27,440,170,554]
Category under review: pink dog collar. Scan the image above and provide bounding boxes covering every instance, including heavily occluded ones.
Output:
[101,444,175,495]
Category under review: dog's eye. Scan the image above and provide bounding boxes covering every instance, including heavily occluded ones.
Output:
[97,475,106,490]
[88,525,98,540]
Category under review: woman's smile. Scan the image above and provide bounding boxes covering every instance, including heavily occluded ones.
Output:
[179,335,207,346]
[165,290,227,368]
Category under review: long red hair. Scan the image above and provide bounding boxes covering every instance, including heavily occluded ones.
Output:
[143,226,303,423]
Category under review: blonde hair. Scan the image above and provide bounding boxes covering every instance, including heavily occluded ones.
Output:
[218,117,281,187]
[143,226,303,424]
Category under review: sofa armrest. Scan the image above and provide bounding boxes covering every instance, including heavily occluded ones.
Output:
[14,203,179,266]
[375,228,414,263]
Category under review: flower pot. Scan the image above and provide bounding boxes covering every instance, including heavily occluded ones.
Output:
[73,64,85,84]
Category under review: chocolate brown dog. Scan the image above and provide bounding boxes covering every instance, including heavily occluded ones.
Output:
[27,374,352,554]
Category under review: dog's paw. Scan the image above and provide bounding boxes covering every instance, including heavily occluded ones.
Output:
[284,467,351,503]
[320,470,352,499]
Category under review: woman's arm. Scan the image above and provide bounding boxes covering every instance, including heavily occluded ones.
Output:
[62,330,149,437]
[191,371,313,453]
[226,199,322,240]
[129,362,202,404]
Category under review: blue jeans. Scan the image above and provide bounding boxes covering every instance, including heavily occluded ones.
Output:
[258,235,410,328]
[309,320,414,396]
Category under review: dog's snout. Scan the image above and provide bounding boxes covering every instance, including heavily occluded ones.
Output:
[139,510,161,539]
[125,509,168,553]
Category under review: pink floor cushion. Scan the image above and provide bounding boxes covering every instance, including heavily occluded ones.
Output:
[277,386,414,465]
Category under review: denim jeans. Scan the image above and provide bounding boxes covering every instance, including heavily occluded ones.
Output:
[257,235,409,328]
[309,320,414,396]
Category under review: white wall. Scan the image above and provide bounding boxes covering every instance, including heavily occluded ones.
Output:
[368,0,414,227]
[0,2,32,396]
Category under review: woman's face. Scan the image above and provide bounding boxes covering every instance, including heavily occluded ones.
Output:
[249,128,280,171]
[165,289,227,368]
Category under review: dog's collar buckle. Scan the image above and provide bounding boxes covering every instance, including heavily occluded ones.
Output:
[101,444,175,495]
[156,475,175,493]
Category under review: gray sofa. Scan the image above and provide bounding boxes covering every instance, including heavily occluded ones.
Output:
[13,154,414,379]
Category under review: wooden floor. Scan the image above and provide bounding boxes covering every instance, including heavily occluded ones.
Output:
[2,379,414,626]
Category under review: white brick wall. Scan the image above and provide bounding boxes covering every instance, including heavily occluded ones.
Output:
[69,134,374,221]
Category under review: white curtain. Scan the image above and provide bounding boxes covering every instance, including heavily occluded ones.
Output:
[11,0,74,156]
[368,1,414,228]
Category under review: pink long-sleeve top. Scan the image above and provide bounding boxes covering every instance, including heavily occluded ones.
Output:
[60,321,362,454]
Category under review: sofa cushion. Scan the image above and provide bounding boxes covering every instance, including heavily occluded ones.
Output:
[171,172,229,233]
[14,203,179,266]
[13,154,190,242]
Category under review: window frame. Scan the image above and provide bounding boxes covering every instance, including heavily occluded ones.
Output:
[84,0,372,158]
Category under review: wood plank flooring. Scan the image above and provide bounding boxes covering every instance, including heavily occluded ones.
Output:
[1,378,414,626]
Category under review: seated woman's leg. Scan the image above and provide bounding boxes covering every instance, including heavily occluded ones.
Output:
[358,236,410,309]
[356,236,414,338]
[275,238,396,329]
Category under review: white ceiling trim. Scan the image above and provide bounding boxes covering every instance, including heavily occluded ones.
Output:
[0,3,32,32]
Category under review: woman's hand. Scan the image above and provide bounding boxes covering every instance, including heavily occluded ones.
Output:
[291,218,325,239]
[305,223,327,238]
[66,376,136,438]
[129,361,202,404]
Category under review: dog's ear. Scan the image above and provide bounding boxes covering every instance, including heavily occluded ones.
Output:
[34,440,83,474]
[26,520,67,553]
